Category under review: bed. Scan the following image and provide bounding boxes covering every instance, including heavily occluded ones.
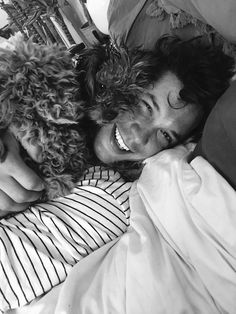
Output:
[7,145,236,314]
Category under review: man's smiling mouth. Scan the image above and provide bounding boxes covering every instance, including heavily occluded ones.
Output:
[114,126,130,152]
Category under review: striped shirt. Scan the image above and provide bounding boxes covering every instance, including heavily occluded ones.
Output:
[0,166,132,313]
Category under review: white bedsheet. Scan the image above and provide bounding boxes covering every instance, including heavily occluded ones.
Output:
[8,146,236,314]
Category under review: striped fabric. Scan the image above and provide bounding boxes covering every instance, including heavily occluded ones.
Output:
[0,166,131,312]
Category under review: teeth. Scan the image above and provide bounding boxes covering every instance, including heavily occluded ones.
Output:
[115,127,130,151]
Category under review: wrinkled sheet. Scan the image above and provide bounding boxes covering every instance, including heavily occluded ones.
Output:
[8,146,236,314]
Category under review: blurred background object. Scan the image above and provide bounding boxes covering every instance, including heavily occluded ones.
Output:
[86,0,109,34]
[0,0,108,47]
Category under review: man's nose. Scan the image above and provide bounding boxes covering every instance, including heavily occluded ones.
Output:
[129,121,152,145]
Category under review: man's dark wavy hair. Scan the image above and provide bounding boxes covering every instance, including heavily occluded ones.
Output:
[77,36,235,180]
[91,36,235,125]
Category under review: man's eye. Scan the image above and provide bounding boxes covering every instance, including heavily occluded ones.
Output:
[162,130,172,145]
[142,101,153,114]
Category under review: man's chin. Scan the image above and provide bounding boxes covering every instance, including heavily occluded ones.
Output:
[107,160,144,181]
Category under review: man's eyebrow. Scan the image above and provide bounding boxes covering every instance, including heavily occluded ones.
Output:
[149,94,160,111]
[172,130,181,142]
[167,92,173,108]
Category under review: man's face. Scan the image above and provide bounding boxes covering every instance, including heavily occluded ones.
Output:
[93,71,202,164]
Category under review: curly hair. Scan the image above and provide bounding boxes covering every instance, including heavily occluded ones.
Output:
[87,36,235,179]
[0,37,94,200]
[90,36,235,124]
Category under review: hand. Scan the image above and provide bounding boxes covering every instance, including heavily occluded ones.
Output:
[0,132,45,217]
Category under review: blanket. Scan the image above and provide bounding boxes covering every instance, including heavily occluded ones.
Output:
[8,146,236,313]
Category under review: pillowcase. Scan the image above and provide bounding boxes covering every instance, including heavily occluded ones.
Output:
[191,81,236,190]
[164,0,236,42]
[108,0,201,50]
[108,0,236,52]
